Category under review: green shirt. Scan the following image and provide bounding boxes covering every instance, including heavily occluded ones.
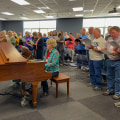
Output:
[44,48,59,73]
[9,37,16,46]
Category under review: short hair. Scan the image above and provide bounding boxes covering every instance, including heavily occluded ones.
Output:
[94,28,101,33]
[110,26,120,32]
[81,28,86,31]
[69,32,73,35]
[1,31,6,38]
[76,33,80,36]
[8,31,13,36]
[25,31,30,36]
[33,32,37,36]
[46,38,57,48]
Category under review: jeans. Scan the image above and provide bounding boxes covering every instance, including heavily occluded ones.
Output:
[107,60,120,95]
[89,59,103,88]
[77,50,88,67]
[41,72,59,93]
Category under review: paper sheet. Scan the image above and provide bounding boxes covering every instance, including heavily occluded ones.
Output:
[110,41,120,48]
[84,38,91,46]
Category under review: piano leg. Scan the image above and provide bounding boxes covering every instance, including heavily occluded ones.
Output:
[31,81,40,107]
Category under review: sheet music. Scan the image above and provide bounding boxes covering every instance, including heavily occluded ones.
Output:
[110,41,120,48]
[84,38,91,46]
[22,38,26,42]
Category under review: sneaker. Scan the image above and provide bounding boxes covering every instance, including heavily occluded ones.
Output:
[103,91,114,96]
[114,102,120,107]
[87,83,96,88]
[43,92,48,96]
[93,86,102,91]
[113,95,120,100]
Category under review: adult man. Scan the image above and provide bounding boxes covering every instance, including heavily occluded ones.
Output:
[87,27,94,41]
[103,26,120,100]
[87,28,106,90]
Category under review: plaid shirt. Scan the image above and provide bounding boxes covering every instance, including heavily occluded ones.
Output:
[44,48,59,73]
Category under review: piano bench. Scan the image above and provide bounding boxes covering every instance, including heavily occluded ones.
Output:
[50,73,70,98]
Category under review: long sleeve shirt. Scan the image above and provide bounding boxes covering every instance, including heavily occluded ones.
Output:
[44,48,59,73]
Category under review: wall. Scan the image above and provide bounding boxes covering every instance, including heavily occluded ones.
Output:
[2,21,23,35]
[56,18,83,36]
[0,21,2,31]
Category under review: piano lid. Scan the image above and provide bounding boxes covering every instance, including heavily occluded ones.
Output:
[0,42,27,64]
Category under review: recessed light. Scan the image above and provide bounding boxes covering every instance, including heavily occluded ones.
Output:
[20,17,29,19]
[45,16,54,18]
[72,7,83,11]
[84,10,94,12]
[69,0,76,1]
[33,10,45,13]
[11,0,30,5]
[0,18,7,20]
[1,12,14,15]
[38,7,50,9]
[75,14,83,17]
[117,5,120,9]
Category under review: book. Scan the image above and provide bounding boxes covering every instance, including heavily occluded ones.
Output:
[65,38,72,41]
[75,38,81,42]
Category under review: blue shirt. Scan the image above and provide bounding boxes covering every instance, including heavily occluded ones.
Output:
[78,35,88,50]
[43,37,49,47]
[60,37,65,41]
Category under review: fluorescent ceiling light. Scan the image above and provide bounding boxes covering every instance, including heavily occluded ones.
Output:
[69,0,76,1]
[38,7,50,9]
[45,16,54,18]
[33,10,45,13]
[75,14,83,17]
[72,7,83,11]
[1,12,14,15]
[20,17,29,19]
[84,10,94,12]
[11,0,30,5]
[117,6,120,9]
[0,18,7,20]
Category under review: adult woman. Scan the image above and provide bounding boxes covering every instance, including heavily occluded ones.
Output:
[24,31,33,51]
[41,38,59,96]
[13,32,20,52]
[56,30,65,65]
[32,32,38,58]
[8,31,16,46]
[35,32,44,59]
[0,31,7,42]
[19,32,23,45]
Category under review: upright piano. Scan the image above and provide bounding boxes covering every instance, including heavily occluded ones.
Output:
[0,42,52,106]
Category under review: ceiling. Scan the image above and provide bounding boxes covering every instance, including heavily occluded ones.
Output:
[0,0,120,20]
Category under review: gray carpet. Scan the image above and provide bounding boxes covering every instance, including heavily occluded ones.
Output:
[79,95,120,120]
[0,64,120,120]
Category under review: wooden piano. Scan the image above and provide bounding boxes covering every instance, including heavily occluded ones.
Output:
[0,42,52,106]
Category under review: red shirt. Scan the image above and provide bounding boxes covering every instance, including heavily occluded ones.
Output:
[45,51,51,64]
[65,36,75,49]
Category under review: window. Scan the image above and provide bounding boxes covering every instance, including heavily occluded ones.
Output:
[24,21,39,28]
[83,17,120,37]
[23,20,56,36]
